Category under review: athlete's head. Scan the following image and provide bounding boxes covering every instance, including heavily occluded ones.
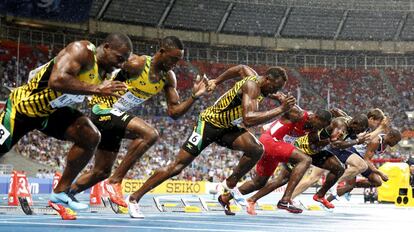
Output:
[156,36,184,72]
[99,33,133,71]
[349,114,369,134]
[384,128,401,147]
[262,67,288,95]
[308,109,332,130]
[367,108,385,129]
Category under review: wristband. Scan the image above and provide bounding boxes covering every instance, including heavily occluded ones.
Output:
[191,92,199,100]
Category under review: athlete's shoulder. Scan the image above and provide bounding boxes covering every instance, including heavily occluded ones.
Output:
[123,54,147,75]
[57,40,95,65]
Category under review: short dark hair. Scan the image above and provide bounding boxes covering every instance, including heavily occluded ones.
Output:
[367,108,385,121]
[104,33,133,50]
[315,109,332,123]
[352,114,369,128]
[160,36,184,50]
[388,128,401,140]
[266,67,288,81]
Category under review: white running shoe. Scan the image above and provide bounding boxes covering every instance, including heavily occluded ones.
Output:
[126,195,144,219]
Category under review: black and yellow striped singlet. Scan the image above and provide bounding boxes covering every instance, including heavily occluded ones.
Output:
[200,76,263,128]
[9,43,101,117]
[89,56,166,112]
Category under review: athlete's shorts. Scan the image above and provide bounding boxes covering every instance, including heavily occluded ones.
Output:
[182,117,247,156]
[310,150,335,167]
[255,134,295,177]
[0,98,83,154]
[91,105,134,152]
[327,147,360,164]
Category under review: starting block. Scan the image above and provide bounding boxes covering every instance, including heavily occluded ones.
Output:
[184,205,202,213]
[153,195,207,213]
[307,204,322,211]
[259,204,276,211]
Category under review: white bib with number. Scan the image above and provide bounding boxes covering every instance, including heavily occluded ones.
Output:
[188,131,202,146]
[49,94,85,108]
[0,124,11,145]
[113,91,146,112]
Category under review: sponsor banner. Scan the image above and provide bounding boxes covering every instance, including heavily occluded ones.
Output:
[0,176,91,194]
[122,180,207,195]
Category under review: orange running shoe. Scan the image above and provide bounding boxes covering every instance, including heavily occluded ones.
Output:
[246,201,257,215]
[48,201,77,220]
[104,180,127,207]
[313,194,335,209]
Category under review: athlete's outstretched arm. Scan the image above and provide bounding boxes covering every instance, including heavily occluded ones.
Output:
[207,65,257,91]
[48,41,127,96]
[164,71,207,119]
[241,81,295,127]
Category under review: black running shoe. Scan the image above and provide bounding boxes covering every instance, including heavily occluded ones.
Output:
[218,194,235,216]
[277,200,303,214]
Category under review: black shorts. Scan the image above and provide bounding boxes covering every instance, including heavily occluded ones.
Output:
[91,105,134,152]
[283,150,334,171]
[311,150,335,167]
[182,117,247,156]
[0,98,83,154]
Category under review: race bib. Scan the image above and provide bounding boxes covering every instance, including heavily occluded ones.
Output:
[188,131,202,146]
[283,135,297,144]
[113,92,146,112]
[0,124,11,145]
[231,117,243,126]
[49,94,85,108]
[28,63,48,82]
[110,108,124,117]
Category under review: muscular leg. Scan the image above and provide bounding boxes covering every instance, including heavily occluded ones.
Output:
[108,117,159,184]
[54,116,101,193]
[355,173,383,188]
[129,149,196,203]
[291,166,325,199]
[70,149,117,193]
[246,166,290,203]
[314,156,344,198]
[222,131,264,189]
[327,178,356,201]
[280,150,311,202]
[337,154,368,183]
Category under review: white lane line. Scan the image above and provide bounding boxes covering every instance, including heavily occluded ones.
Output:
[0,221,267,232]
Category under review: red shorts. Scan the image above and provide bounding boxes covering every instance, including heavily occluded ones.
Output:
[256,134,296,177]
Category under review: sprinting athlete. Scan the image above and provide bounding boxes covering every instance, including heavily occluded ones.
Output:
[68,36,208,210]
[0,33,132,212]
[327,128,401,201]
[242,114,372,211]
[223,105,332,215]
[291,109,387,204]
[125,65,296,217]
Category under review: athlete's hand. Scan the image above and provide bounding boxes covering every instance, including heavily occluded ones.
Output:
[95,80,127,97]
[269,92,287,102]
[280,94,296,112]
[379,172,389,182]
[356,132,370,144]
[206,78,217,93]
[192,74,209,99]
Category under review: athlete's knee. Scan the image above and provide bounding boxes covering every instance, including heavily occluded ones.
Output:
[247,143,264,161]
[144,127,159,146]
[335,165,345,177]
[356,161,368,173]
[300,155,312,167]
[370,177,382,187]
[72,117,101,149]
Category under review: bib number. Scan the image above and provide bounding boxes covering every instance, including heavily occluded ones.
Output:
[231,117,243,126]
[49,94,85,108]
[188,131,202,146]
[113,92,146,112]
[0,124,11,145]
